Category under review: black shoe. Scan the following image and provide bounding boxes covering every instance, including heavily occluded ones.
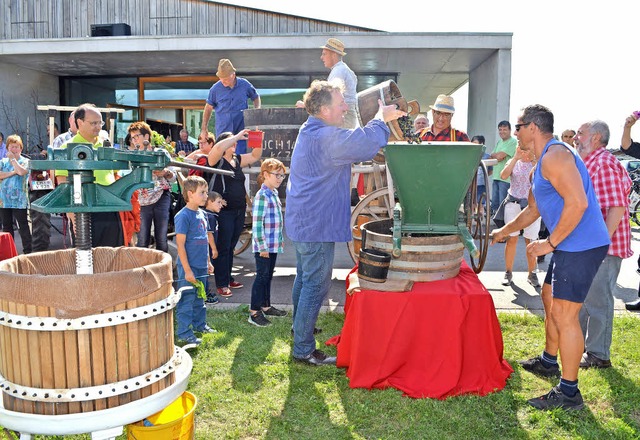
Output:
[263,306,287,317]
[294,349,336,366]
[205,295,220,305]
[248,312,271,327]
[519,356,561,378]
[528,386,584,411]
[537,255,546,264]
[626,299,640,311]
[579,352,611,369]
[291,327,322,336]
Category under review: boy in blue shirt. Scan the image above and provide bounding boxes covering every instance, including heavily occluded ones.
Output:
[174,176,215,346]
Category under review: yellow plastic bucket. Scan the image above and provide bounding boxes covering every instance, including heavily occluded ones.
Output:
[128,391,197,440]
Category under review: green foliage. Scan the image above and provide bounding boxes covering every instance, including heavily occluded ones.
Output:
[2,312,638,439]
[150,130,175,155]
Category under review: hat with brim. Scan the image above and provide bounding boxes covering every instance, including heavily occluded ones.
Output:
[321,38,346,56]
[216,59,236,79]
[429,94,455,114]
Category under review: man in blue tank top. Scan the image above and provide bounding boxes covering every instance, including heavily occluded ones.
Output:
[492,104,610,411]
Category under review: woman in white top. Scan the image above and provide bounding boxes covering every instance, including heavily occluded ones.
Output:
[499,145,541,288]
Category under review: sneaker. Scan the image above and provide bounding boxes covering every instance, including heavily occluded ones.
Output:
[519,356,561,378]
[229,281,244,289]
[195,325,217,334]
[502,271,513,286]
[537,255,546,264]
[579,352,611,369]
[176,335,202,347]
[528,386,584,411]
[248,312,271,327]
[205,295,220,305]
[527,272,541,288]
[217,287,233,298]
[263,306,288,317]
[294,349,336,366]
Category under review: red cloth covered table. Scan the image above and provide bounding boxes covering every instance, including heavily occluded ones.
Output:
[0,232,17,261]
[330,262,513,399]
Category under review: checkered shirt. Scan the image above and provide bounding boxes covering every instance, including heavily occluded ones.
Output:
[252,184,284,254]
[584,148,633,258]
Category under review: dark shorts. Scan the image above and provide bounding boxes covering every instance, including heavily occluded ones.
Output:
[544,245,609,303]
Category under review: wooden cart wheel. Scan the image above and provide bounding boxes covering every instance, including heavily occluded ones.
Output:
[234,228,252,255]
[468,161,491,273]
[347,187,394,263]
[234,195,253,256]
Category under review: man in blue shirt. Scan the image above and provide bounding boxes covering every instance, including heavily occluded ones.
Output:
[200,59,260,154]
[492,105,610,411]
[286,80,406,366]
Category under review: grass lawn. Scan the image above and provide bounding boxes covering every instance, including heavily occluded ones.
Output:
[2,309,639,439]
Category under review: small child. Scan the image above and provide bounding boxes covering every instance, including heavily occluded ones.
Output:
[248,158,287,327]
[204,191,224,304]
[174,175,216,345]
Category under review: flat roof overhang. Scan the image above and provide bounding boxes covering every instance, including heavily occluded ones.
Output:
[0,32,512,109]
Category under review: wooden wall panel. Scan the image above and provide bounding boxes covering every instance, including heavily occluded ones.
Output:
[1,0,371,40]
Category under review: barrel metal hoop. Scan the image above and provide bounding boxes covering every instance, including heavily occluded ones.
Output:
[0,289,179,331]
[365,242,464,253]
[0,347,183,403]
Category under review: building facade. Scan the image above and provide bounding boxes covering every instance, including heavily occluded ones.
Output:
[0,0,512,150]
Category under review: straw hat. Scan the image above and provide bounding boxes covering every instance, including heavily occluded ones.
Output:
[321,38,346,56]
[429,94,455,114]
[216,59,236,79]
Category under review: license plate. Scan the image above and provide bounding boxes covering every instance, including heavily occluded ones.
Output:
[30,180,54,191]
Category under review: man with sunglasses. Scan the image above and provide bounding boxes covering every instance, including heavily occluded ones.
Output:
[492,105,610,411]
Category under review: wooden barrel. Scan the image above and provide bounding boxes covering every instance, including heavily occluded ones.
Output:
[243,107,308,202]
[0,247,177,416]
[361,219,464,281]
[356,80,420,142]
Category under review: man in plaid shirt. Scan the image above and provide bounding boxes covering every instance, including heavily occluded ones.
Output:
[575,120,632,369]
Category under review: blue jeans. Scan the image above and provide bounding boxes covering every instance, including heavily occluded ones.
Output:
[251,252,278,310]
[579,255,621,360]
[176,265,208,340]
[291,241,335,358]
[491,180,510,214]
[138,190,171,252]
[213,208,245,288]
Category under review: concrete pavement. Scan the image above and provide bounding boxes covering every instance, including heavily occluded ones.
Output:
[16,215,640,317]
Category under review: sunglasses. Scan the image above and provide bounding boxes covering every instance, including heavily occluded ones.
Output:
[515,122,531,131]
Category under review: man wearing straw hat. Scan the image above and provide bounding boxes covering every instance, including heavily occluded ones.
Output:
[320,38,359,129]
[419,94,470,142]
[200,58,261,154]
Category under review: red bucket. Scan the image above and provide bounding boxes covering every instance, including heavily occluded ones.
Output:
[247,130,264,149]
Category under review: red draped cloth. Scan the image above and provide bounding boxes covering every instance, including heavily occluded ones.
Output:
[328,262,513,399]
[0,232,17,261]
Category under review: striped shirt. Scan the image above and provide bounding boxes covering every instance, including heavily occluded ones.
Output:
[252,184,284,253]
[583,147,633,259]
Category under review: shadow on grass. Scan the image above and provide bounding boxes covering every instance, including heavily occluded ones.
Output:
[604,368,640,433]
